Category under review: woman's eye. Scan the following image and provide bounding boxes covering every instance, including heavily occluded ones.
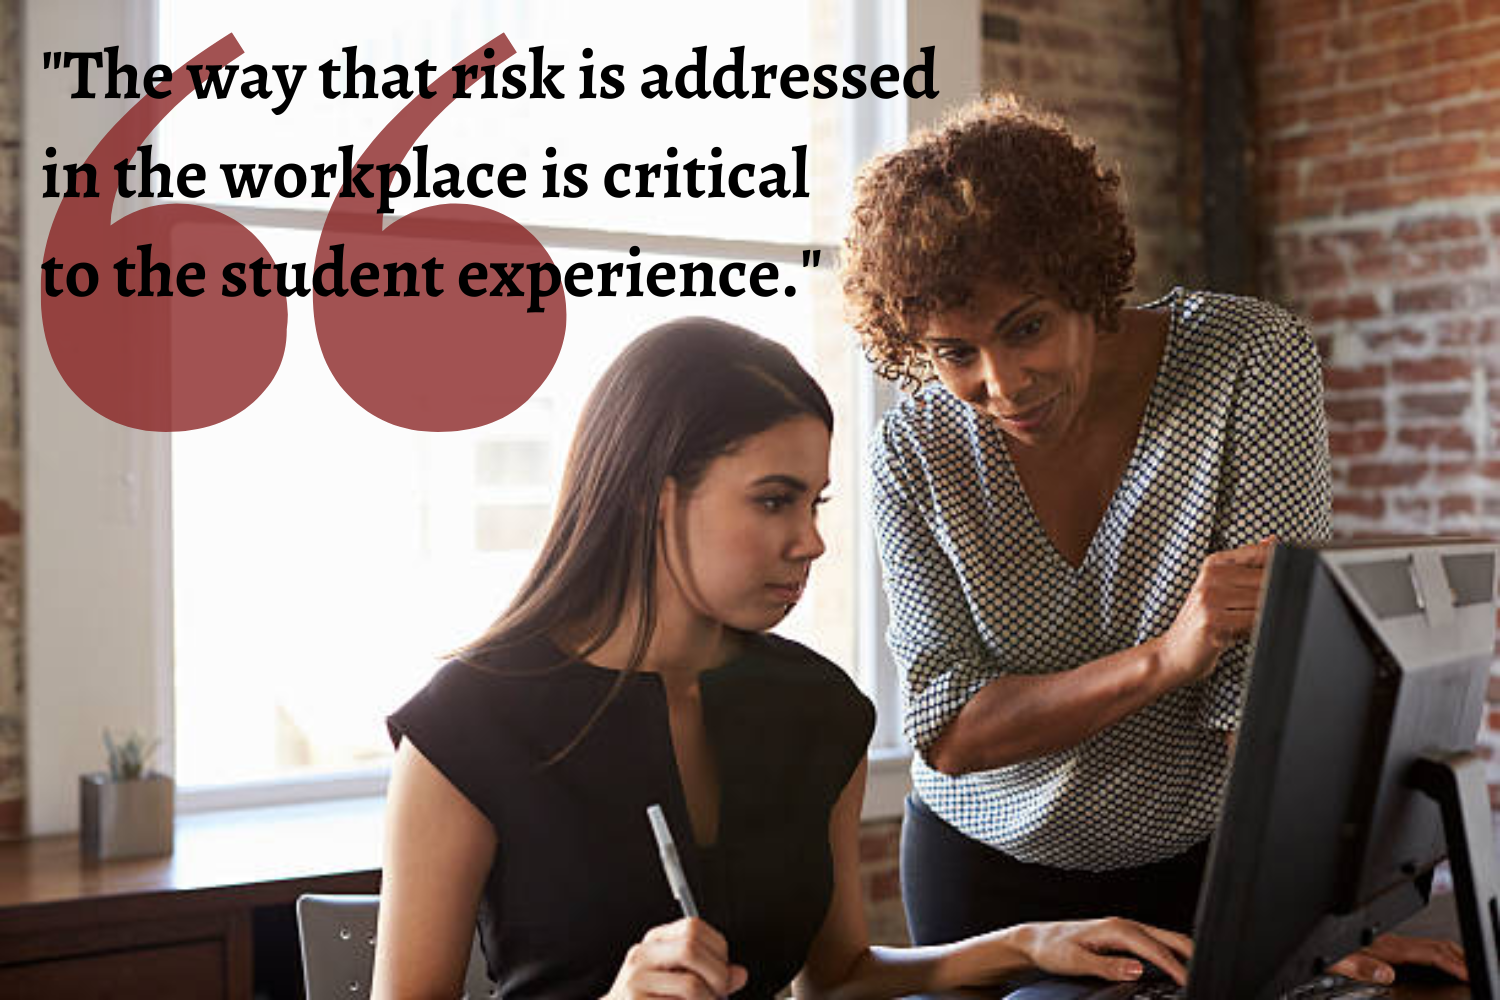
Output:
[758,494,794,512]
[934,346,975,366]
[1009,316,1045,342]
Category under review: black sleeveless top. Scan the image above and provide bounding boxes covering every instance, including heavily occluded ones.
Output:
[387,632,875,999]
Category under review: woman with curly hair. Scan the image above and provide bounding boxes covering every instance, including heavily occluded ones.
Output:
[843,93,1333,943]
[844,94,1472,988]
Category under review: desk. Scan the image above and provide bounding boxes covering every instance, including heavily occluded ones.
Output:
[0,797,383,999]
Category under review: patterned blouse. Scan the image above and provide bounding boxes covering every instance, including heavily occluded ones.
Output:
[869,288,1332,870]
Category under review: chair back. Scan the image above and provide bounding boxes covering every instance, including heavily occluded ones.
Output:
[296,893,496,999]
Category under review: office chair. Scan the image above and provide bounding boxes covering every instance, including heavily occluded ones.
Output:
[296,894,497,999]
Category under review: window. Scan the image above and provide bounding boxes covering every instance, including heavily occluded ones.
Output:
[24,0,979,831]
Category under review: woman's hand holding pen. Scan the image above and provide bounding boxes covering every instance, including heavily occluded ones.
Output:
[604,918,748,999]
[1155,538,1276,687]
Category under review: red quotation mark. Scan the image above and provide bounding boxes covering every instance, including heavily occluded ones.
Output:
[43,33,566,433]
[42,35,288,432]
[314,34,566,431]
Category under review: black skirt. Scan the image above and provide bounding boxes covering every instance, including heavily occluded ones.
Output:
[900,794,1209,945]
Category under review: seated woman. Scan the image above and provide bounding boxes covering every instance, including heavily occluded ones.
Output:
[373,318,1193,999]
[841,93,1465,985]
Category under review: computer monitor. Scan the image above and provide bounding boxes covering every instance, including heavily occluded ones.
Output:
[1189,537,1500,1000]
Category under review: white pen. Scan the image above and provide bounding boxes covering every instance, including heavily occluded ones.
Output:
[646,803,700,919]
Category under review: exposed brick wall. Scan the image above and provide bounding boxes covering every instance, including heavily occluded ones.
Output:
[0,0,21,839]
[1253,0,1500,799]
[981,0,1205,299]
[860,818,907,944]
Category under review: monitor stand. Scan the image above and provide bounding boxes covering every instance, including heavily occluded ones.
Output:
[1412,751,1500,1000]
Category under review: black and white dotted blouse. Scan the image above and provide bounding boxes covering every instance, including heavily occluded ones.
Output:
[869,288,1332,871]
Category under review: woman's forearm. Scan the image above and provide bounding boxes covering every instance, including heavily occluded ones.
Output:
[926,638,1183,775]
[797,927,1035,1000]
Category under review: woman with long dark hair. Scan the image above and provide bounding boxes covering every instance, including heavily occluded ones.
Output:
[373,318,1193,999]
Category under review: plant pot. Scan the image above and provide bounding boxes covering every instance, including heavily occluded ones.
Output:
[79,772,175,860]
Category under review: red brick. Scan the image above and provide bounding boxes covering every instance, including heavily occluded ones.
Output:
[1258,165,1300,199]
[1465,0,1500,18]
[1325,364,1387,390]
[1435,21,1500,61]
[1478,57,1500,90]
[1308,154,1391,189]
[1347,462,1429,487]
[1416,0,1465,33]
[1308,293,1383,322]
[1392,67,1478,106]
[1363,326,1429,351]
[1394,356,1473,382]
[1393,139,1482,174]
[1330,428,1389,454]
[859,829,898,863]
[1395,214,1483,243]
[1399,392,1473,417]
[1446,169,1500,197]
[1398,426,1476,450]
[867,869,901,902]
[1353,250,1443,282]
[1354,110,1437,147]
[1348,41,1437,83]
[1271,28,1327,64]
[1488,669,1500,703]
[1440,494,1478,518]
[1445,245,1490,270]
[1258,101,1305,132]
[1309,229,1389,255]
[1439,96,1500,133]
[1264,62,1341,94]
[1393,283,1466,312]
[1351,0,1421,12]
[1270,128,1351,161]
[1265,192,1341,223]
[1261,0,1345,29]
[1334,495,1386,519]
[1305,87,1388,123]
[1328,21,1365,51]
[1035,25,1098,52]
[1395,497,1434,519]
[1344,180,1428,214]
[1326,397,1386,423]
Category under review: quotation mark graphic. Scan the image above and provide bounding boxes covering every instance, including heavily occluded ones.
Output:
[314,34,566,432]
[41,32,566,433]
[41,34,288,432]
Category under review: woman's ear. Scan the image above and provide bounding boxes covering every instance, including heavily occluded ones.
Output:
[656,477,679,528]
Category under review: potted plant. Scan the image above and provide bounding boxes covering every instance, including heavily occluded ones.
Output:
[79,729,173,860]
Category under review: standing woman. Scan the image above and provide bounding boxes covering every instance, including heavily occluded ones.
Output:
[842,95,1334,943]
[374,318,1194,1000]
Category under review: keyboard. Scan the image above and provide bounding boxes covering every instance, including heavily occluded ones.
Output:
[1119,972,1391,999]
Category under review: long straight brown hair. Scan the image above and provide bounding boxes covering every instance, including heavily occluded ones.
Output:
[455,318,834,757]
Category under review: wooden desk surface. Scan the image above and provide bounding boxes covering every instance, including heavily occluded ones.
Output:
[0,796,384,933]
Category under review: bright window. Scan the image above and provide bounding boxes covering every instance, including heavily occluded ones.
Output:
[158,0,876,792]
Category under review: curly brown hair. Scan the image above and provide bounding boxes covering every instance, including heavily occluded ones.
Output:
[841,93,1137,388]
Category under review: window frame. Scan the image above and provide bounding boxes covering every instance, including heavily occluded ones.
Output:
[22,0,980,833]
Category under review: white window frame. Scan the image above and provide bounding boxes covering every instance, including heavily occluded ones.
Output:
[22,0,980,833]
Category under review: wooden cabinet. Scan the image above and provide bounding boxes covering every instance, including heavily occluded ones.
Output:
[0,798,383,999]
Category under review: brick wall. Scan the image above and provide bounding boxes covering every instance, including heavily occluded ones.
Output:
[981,0,1205,299]
[0,0,22,839]
[1253,0,1500,798]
